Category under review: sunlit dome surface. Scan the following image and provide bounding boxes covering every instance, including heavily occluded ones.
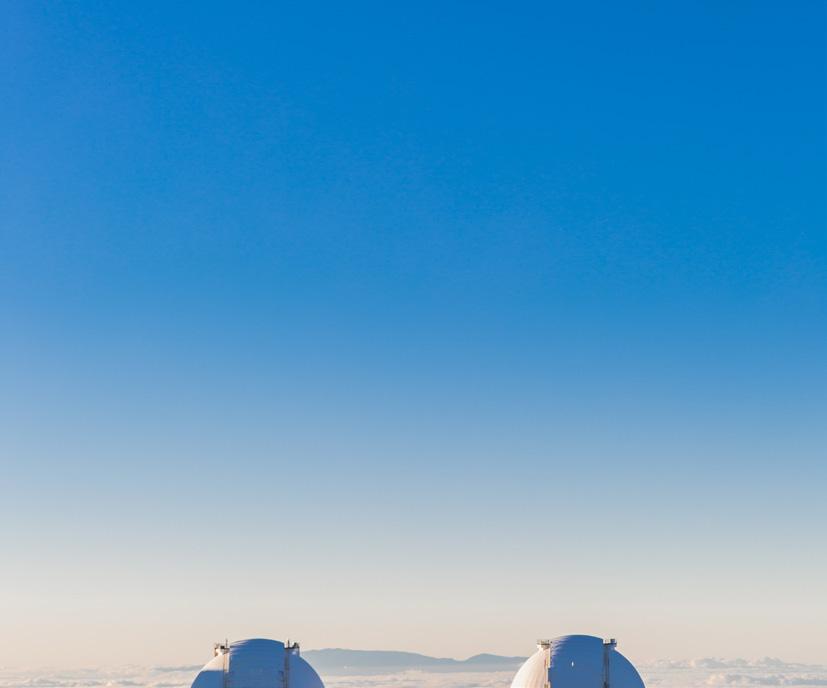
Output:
[191,638,324,688]
[511,636,644,688]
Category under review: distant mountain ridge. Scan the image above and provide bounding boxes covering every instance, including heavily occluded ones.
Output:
[302,648,526,672]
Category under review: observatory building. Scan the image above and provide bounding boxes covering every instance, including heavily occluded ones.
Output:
[191,638,324,688]
[511,636,644,688]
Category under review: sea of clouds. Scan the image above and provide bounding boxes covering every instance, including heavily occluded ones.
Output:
[1,659,825,688]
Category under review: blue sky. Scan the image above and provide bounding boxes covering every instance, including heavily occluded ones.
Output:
[1,0,825,668]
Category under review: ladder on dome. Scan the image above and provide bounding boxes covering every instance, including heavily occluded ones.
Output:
[603,639,617,688]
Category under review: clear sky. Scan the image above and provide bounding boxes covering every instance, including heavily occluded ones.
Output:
[2,0,826,669]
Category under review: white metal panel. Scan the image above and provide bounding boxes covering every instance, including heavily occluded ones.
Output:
[288,652,325,688]
[191,653,225,688]
[227,639,286,688]
[608,648,645,688]
[511,648,549,688]
[548,636,603,688]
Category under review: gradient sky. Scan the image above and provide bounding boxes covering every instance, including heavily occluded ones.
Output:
[2,0,826,669]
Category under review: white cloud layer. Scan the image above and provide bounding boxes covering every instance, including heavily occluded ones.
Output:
[1,661,825,688]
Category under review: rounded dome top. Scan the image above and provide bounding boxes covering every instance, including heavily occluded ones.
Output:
[511,636,644,688]
[191,638,324,688]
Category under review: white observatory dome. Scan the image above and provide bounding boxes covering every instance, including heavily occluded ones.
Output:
[511,636,644,688]
[191,638,324,688]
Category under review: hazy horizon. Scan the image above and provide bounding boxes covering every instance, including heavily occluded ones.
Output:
[3,643,827,673]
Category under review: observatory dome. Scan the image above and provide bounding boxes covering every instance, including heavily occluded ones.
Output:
[511,636,644,688]
[191,638,324,688]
